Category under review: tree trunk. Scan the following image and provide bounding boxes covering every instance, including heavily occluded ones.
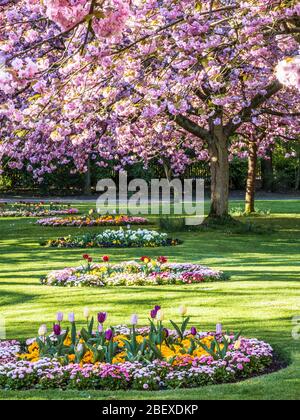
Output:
[83,157,92,195]
[208,129,230,218]
[295,151,300,191]
[261,151,274,192]
[245,142,258,214]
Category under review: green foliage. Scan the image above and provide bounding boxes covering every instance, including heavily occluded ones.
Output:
[230,206,271,217]
[158,216,187,232]
[198,332,241,360]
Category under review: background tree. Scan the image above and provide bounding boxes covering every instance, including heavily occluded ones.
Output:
[0,1,299,218]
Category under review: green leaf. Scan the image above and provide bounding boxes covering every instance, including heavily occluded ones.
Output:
[147,340,163,359]
[80,328,90,343]
[88,317,94,335]
[71,322,77,346]
[93,11,105,19]
[170,320,183,340]
[181,316,190,335]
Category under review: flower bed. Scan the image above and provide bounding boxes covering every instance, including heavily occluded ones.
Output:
[42,229,181,248]
[0,308,274,391]
[40,255,229,287]
[36,215,149,227]
[0,201,79,218]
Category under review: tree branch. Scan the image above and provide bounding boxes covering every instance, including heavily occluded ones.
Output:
[259,108,300,117]
[225,80,283,136]
[172,114,211,142]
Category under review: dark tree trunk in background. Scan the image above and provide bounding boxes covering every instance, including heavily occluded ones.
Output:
[295,152,300,191]
[261,150,274,192]
[83,157,92,195]
[208,128,230,218]
[245,142,258,214]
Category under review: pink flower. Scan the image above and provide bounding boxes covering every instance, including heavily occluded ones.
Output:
[44,0,89,31]
[93,0,130,39]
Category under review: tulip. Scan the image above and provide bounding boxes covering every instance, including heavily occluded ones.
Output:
[179,305,188,316]
[191,327,197,336]
[105,329,113,341]
[83,254,90,260]
[163,328,169,338]
[83,307,90,319]
[102,256,110,262]
[216,323,223,335]
[53,324,61,336]
[150,309,157,319]
[98,324,104,333]
[98,312,107,324]
[68,312,75,323]
[157,256,168,264]
[156,310,165,322]
[131,314,138,326]
[154,306,161,312]
[38,324,48,337]
[56,312,64,323]
[234,340,241,350]
[76,343,84,353]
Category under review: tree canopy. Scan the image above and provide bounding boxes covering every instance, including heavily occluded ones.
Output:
[0,0,299,215]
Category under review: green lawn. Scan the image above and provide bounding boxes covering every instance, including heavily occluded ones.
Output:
[0,200,299,400]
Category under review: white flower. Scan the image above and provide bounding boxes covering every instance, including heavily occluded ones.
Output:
[38,324,48,337]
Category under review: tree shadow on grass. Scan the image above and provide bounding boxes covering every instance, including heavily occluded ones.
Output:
[0,290,37,307]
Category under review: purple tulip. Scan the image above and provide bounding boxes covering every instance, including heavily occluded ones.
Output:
[163,328,169,338]
[150,305,161,319]
[191,327,197,336]
[131,314,138,326]
[53,324,61,336]
[105,329,113,341]
[56,312,64,323]
[216,323,223,335]
[98,312,107,324]
[150,309,157,319]
[68,312,75,323]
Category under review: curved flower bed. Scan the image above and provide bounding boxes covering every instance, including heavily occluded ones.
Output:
[0,308,274,391]
[0,202,79,218]
[36,215,149,227]
[40,255,229,287]
[42,229,181,248]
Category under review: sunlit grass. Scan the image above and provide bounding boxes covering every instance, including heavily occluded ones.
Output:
[0,200,299,400]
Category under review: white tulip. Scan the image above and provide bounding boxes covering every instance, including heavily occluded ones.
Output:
[76,343,84,353]
[156,310,165,321]
[38,324,48,337]
[83,307,90,319]
[179,305,188,316]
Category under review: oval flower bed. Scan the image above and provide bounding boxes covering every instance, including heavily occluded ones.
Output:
[42,229,181,249]
[40,255,229,287]
[36,215,149,227]
[0,202,79,218]
[0,307,274,391]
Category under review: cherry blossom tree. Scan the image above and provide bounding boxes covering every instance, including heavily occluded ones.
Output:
[0,0,300,218]
[230,110,300,214]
